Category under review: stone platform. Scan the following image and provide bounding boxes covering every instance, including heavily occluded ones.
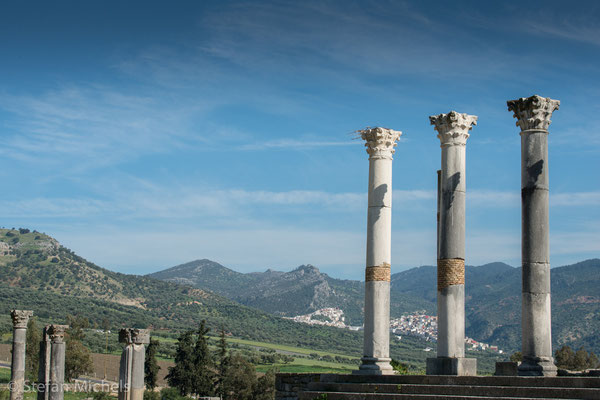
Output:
[276,373,600,400]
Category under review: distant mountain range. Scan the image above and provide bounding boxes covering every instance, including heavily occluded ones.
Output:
[1,226,597,357]
[149,258,600,353]
[0,228,366,356]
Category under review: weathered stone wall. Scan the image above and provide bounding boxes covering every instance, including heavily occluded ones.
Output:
[275,373,321,400]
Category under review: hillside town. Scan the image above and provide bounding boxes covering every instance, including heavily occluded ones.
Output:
[288,308,503,354]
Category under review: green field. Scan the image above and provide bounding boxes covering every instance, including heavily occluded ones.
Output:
[0,368,9,384]
[155,334,360,373]
[22,392,90,400]
[212,336,359,359]
[255,357,355,374]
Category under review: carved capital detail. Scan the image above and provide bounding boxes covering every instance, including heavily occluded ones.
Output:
[10,310,33,329]
[47,325,68,343]
[359,127,402,160]
[507,95,560,131]
[131,328,150,344]
[430,111,477,146]
[119,328,150,345]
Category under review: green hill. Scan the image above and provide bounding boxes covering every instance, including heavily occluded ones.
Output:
[0,228,363,356]
[151,255,600,355]
[0,227,506,372]
[149,260,434,325]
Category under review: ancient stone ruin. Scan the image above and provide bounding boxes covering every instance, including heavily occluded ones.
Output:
[276,94,571,399]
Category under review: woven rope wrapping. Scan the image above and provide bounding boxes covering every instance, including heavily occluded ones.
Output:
[437,258,464,289]
[366,263,391,282]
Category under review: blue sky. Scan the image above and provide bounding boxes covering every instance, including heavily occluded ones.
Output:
[0,0,598,280]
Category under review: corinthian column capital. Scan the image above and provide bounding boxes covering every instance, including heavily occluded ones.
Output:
[359,127,402,160]
[507,95,560,131]
[430,111,477,146]
[10,310,33,329]
[120,328,150,345]
[47,325,68,343]
[131,328,150,344]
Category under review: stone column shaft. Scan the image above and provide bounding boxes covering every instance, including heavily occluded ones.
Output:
[48,325,67,400]
[118,345,133,400]
[427,111,477,376]
[10,310,33,400]
[437,170,441,259]
[438,143,466,358]
[355,127,401,375]
[119,329,149,400]
[508,94,559,376]
[37,326,52,400]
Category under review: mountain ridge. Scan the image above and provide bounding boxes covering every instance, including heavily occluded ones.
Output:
[0,228,372,357]
[150,256,600,353]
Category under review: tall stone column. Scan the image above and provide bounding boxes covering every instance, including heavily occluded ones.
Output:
[118,330,133,400]
[426,111,477,376]
[37,326,52,400]
[119,329,150,400]
[47,325,67,400]
[354,127,401,375]
[437,169,441,259]
[508,94,560,376]
[10,310,33,400]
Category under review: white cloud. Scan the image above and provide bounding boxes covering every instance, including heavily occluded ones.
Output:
[3,188,598,221]
[237,139,359,151]
[0,86,211,169]
[551,192,600,207]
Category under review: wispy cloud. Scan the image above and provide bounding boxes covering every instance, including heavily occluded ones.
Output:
[3,187,598,222]
[0,85,211,169]
[551,192,600,206]
[237,139,358,151]
[524,16,600,47]
[195,0,518,82]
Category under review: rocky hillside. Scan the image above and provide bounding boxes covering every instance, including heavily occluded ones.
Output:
[151,257,600,353]
[149,260,433,325]
[0,228,367,356]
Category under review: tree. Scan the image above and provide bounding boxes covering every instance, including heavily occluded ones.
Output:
[66,315,88,341]
[555,345,575,370]
[65,315,93,381]
[574,347,589,370]
[253,368,276,400]
[216,328,229,399]
[390,359,409,375]
[509,351,523,363]
[166,331,195,396]
[144,338,160,390]
[588,351,600,369]
[192,321,215,397]
[25,318,40,381]
[222,353,256,400]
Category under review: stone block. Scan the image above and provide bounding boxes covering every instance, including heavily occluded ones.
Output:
[522,262,550,294]
[521,292,552,358]
[495,361,518,376]
[426,357,477,376]
[518,356,557,376]
[437,284,465,358]
[521,188,549,263]
[521,131,549,189]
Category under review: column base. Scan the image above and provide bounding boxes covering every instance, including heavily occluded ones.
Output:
[426,357,477,376]
[353,357,395,375]
[518,356,557,376]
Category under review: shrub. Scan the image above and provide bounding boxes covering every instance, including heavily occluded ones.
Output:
[143,390,160,400]
[91,392,112,400]
[160,387,189,400]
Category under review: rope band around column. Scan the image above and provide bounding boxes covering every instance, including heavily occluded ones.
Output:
[366,263,391,282]
[437,258,464,289]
